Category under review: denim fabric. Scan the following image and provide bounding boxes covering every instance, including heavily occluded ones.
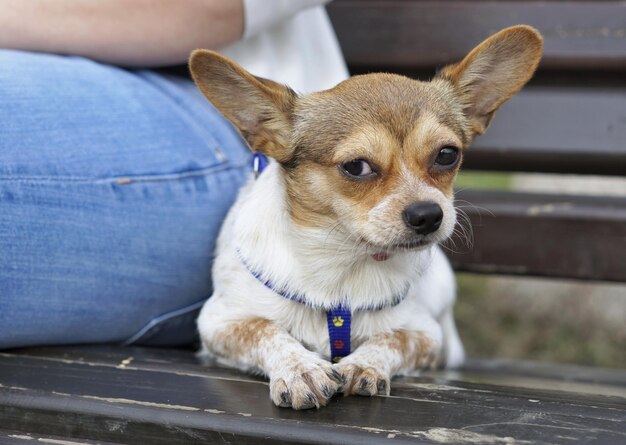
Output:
[0,50,251,348]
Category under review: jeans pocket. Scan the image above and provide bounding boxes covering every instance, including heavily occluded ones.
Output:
[123,299,207,347]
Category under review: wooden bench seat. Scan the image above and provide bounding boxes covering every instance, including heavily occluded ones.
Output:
[2,346,625,444]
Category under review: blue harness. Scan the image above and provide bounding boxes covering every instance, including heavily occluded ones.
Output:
[242,152,409,363]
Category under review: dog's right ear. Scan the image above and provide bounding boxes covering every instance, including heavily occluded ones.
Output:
[437,25,543,136]
[189,50,297,162]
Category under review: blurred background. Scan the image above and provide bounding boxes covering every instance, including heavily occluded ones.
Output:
[455,170,626,368]
[327,0,626,368]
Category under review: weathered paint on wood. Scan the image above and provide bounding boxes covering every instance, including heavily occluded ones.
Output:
[1,347,625,444]
[0,430,125,445]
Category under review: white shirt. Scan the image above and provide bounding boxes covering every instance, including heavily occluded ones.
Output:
[220,0,349,95]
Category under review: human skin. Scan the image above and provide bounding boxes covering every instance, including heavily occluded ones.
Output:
[0,0,244,67]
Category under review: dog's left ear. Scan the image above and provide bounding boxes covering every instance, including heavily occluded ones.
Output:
[438,25,543,135]
[189,50,297,162]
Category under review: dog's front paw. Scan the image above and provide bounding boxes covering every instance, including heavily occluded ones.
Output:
[269,356,344,410]
[333,359,390,397]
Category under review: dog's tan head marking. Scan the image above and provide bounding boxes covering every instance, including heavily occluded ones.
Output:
[190,26,542,251]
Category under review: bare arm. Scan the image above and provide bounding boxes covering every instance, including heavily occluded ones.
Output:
[0,0,244,67]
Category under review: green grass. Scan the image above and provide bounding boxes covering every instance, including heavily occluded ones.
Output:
[455,171,512,190]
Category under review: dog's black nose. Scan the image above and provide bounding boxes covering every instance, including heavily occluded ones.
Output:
[403,201,443,235]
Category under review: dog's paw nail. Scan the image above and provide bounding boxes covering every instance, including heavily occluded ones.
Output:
[337,380,348,394]
[298,392,319,410]
[355,377,373,396]
[279,391,291,407]
[270,378,294,408]
[321,384,334,399]
[377,379,388,395]
[330,369,344,383]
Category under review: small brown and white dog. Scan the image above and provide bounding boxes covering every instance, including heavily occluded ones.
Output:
[190,26,542,410]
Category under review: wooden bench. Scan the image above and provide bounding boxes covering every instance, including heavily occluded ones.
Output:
[2,1,625,443]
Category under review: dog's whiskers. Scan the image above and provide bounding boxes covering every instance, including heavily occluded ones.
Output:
[454,208,474,248]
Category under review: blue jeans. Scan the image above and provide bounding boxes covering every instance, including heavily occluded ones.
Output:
[0,50,250,349]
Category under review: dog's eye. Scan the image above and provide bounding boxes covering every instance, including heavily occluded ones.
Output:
[340,159,374,178]
[434,147,459,167]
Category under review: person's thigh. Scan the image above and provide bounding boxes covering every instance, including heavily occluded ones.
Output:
[0,50,250,348]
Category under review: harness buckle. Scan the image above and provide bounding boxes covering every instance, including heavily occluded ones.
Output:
[252,152,269,179]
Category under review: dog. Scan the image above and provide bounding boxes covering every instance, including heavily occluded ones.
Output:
[190,25,542,410]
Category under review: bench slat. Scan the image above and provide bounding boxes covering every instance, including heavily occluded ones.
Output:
[1,347,625,445]
[0,431,125,445]
[448,190,626,282]
[466,87,626,175]
[328,0,626,70]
